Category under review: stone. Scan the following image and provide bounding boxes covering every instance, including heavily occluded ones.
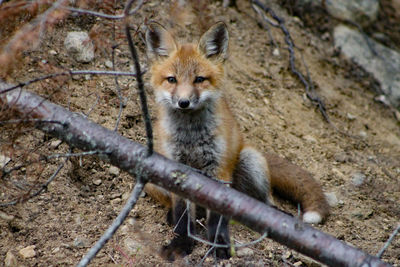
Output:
[5,251,17,267]
[105,60,113,68]
[0,211,14,221]
[50,140,62,148]
[358,131,367,139]
[0,154,11,168]
[334,152,348,163]
[64,32,94,63]
[334,25,400,108]
[110,192,122,199]
[325,0,379,26]
[18,245,36,258]
[236,247,254,257]
[346,113,356,120]
[351,172,366,186]
[73,237,89,248]
[303,135,317,143]
[93,179,102,186]
[124,237,141,253]
[324,192,339,207]
[109,166,120,176]
[110,198,122,205]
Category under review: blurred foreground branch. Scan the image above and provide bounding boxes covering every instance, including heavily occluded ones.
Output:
[0,85,390,267]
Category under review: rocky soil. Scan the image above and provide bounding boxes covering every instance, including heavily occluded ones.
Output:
[1,0,399,266]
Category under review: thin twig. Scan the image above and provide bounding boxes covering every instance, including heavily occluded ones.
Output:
[125,25,153,156]
[45,150,108,160]
[252,0,330,123]
[377,223,400,258]
[76,178,146,267]
[67,7,124,20]
[186,201,268,249]
[0,119,65,126]
[0,161,65,207]
[111,45,125,132]
[82,93,100,118]
[0,70,143,95]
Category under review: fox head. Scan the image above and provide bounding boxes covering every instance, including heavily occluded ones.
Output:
[145,22,229,111]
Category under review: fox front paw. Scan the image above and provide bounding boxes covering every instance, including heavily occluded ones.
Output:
[209,233,231,259]
[161,235,195,261]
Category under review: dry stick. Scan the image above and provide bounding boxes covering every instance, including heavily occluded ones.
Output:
[0,161,65,207]
[0,70,141,95]
[111,45,125,132]
[78,2,152,265]
[76,178,146,267]
[1,88,391,267]
[125,25,153,156]
[251,0,330,123]
[377,224,400,258]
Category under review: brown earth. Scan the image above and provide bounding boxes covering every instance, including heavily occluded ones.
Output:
[1,0,399,266]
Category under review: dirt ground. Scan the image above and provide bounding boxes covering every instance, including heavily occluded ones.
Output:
[1,0,399,266]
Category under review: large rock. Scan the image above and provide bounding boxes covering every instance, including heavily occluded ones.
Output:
[334,25,400,108]
[64,32,94,63]
[326,0,379,26]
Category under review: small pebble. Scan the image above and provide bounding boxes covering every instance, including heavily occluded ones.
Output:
[73,237,89,248]
[109,166,120,176]
[93,179,102,186]
[0,154,11,168]
[111,192,122,199]
[50,140,62,148]
[105,60,113,68]
[324,192,339,207]
[18,245,36,259]
[236,247,254,257]
[303,135,317,143]
[0,211,14,221]
[347,113,356,120]
[110,198,122,205]
[359,131,367,138]
[5,251,17,267]
[351,172,366,186]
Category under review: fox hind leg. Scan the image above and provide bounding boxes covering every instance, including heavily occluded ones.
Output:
[207,210,231,259]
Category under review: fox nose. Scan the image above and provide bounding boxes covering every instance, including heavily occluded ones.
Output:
[178,99,190,109]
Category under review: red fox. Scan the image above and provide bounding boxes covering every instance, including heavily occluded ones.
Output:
[144,21,329,260]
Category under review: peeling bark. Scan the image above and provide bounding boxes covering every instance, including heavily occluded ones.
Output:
[0,86,390,267]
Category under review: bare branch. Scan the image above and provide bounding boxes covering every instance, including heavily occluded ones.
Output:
[0,161,65,207]
[377,223,400,258]
[125,25,153,156]
[0,87,391,267]
[0,70,144,95]
[67,7,124,20]
[252,0,330,123]
[76,178,146,267]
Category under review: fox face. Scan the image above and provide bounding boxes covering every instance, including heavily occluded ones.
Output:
[146,22,229,112]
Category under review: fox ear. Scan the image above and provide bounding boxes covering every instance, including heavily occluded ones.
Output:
[145,22,177,59]
[198,22,229,61]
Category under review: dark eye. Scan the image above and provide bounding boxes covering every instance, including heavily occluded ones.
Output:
[167,76,177,83]
[194,76,206,83]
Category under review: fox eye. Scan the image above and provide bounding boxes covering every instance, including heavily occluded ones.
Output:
[194,76,206,83]
[167,76,177,83]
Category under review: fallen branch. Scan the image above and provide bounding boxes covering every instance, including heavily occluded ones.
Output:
[0,85,391,267]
